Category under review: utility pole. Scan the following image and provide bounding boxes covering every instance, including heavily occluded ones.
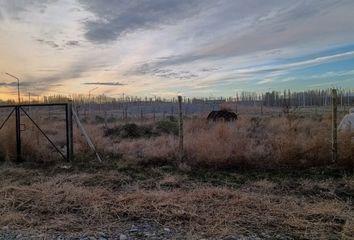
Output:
[5,72,20,104]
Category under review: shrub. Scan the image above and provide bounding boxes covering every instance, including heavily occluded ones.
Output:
[95,115,105,123]
[104,123,155,139]
[156,120,178,135]
[96,115,116,124]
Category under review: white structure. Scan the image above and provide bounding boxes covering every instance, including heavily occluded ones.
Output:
[338,108,354,132]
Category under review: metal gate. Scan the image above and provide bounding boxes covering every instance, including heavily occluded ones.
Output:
[0,103,73,162]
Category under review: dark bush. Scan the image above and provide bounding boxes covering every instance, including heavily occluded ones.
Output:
[96,115,116,124]
[156,120,179,135]
[104,119,178,139]
[167,115,177,122]
[95,115,105,123]
[104,123,155,138]
[122,123,153,138]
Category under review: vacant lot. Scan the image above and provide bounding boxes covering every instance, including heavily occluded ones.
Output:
[0,106,353,239]
[0,160,353,239]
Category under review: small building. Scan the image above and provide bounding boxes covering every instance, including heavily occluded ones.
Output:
[338,108,354,132]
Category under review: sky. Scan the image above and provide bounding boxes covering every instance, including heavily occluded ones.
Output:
[0,0,354,100]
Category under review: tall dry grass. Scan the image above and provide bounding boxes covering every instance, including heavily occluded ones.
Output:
[0,110,353,168]
[0,119,16,161]
[182,115,333,168]
[106,113,353,169]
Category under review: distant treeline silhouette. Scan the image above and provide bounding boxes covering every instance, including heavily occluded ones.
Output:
[1,88,353,108]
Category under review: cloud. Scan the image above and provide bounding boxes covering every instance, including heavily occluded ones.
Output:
[23,60,95,94]
[201,67,219,72]
[78,0,211,43]
[120,0,354,72]
[129,63,199,80]
[2,0,354,97]
[231,50,354,76]
[195,1,354,59]
[36,39,59,48]
[0,81,24,87]
[0,81,62,88]
[128,49,354,85]
[66,40,80,47]
[36,39,81,49]
[82,82,125,86]
[0,0,58,19]
[256,79,274,85]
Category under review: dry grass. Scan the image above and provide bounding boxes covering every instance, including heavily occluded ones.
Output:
[0,107,353,238]
[0,165,353,238]
[186,115,330,168]
[1,107,353,169]
[105,113,353,169]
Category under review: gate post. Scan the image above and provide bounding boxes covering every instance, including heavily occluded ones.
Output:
[15,106,22,162]
[66,102,74,161]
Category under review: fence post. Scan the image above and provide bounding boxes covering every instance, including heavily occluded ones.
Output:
[104,111,108,128]
[125,107,128,122]
[66,102,74,161]
[69,103,74,161]
[178,96,184,162]
[332,89,338,163]
[15,106,22,162]
[153,108,156,122]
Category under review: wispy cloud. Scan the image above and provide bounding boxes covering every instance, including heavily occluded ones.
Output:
[231,51,354,76]
[256,78,274,85]
[0,81,62,89]
[65,40,80,47]
[0,0,58,19]
[0,81,30,87]
[82,82,125,86]
[36,39,59,48]
[128,63,199,80]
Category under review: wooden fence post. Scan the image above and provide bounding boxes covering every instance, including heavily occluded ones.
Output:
[104,111,107,128]
[332,89,338,163]
[178,96,184,162]
[153,108,156,122]
[124,107,128,122]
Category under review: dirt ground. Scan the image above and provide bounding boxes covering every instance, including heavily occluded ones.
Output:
[0,160,353,239]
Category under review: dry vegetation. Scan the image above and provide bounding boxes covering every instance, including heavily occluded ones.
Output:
[0,163,353,239]
[0,107,353,238]
[89,110,353,169]
[1,107,353,169]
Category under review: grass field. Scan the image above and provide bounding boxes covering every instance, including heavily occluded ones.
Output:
[0,160,353,239]
[0,106,353,239]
